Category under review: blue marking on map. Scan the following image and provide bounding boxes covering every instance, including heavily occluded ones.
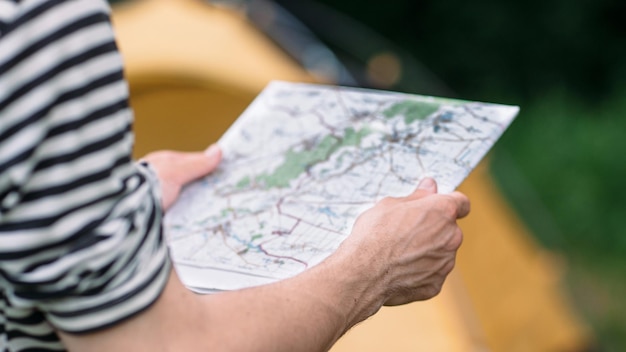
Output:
[318,206,339,218]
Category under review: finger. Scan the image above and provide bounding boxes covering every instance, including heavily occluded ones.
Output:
[418,177,437,193]
[404,177,438,201]
[169,145,222,185]
[148,146,222,186]
[204,144,222,170]
[447,191,470,218]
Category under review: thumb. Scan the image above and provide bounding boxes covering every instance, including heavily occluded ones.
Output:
[417,177,438,193]
[403,177,438,201]
[142,144,222,186]
[141,145,222,211]
[172,144,222,185]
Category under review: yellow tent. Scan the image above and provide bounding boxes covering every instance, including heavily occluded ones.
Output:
[112,1,591,350]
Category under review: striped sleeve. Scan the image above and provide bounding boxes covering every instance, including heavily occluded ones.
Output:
[0,0,171,336]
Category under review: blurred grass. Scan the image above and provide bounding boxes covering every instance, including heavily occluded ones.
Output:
[489,85,626,351]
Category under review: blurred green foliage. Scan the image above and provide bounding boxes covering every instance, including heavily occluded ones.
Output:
[316,0,625,102]
[490,88,626,351]
[315,0,626,350]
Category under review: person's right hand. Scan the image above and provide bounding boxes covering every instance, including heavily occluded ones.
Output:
[59,176,469,352]
[338,177,470,307]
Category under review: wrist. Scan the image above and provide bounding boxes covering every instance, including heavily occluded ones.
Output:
[309,246,389,328]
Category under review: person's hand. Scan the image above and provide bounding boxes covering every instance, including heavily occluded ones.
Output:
[337,177,470,307]
[141,145,222,210]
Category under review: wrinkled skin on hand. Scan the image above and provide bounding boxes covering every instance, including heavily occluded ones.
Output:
[338,178,470,306]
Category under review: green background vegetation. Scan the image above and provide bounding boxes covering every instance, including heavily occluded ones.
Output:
[312,0,625,349]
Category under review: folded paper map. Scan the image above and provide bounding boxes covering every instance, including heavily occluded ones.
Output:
[164,81,518,293]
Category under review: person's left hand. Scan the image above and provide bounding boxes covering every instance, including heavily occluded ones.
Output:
[141,144,222,210]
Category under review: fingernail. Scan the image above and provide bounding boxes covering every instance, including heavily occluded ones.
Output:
[204,144,219,157]
[418,177,436,191]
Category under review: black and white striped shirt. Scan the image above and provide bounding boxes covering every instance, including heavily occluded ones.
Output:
[1,1,171,350]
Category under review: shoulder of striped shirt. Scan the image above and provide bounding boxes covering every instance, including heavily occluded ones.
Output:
[0,1,18,24]
[0,0,111,24]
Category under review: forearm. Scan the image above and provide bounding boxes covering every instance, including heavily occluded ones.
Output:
[60,252,387,352]
[201,253,386,351]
